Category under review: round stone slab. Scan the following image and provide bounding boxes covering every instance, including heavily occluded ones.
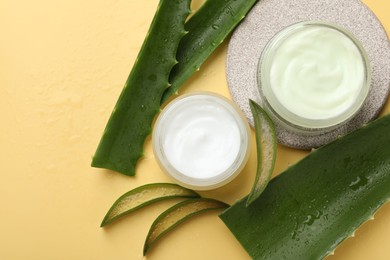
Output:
[226,0,390,149]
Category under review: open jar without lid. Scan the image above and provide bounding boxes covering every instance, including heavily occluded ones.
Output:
[153,92,250,190]
[258,21,371,135]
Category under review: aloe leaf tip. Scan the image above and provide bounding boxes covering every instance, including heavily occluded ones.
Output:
[246,100,277,207]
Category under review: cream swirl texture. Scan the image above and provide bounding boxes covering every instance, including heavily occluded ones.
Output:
[161,97,241,179]
[269,26,365,120]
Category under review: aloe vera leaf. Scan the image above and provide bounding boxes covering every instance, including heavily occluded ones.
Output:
[246,100,276,207]
[161,0,259,103]
[91,0,191,176]
[220,114,390,259]
[100,183,199,227]
[144,198,229,255]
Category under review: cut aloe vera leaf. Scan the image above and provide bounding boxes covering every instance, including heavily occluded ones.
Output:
[220,114,390,259]
[144,198,229,255]
[161,0,258,103]
[91,0,191,176]
[101,183,199,227]
[246,100,277,207]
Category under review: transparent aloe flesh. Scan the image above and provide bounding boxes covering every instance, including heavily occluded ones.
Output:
[144,198,228,255]
[247,100,277,206]
[101,183,198,226]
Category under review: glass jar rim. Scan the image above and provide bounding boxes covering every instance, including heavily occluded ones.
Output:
[152,92,251,190]
[258,21,371,133]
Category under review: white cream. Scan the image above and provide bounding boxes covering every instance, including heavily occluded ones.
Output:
[153,93,250,190]
[161,96,240,178]
[262,23,368,128]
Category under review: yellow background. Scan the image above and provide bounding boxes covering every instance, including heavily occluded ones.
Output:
[1,0,389,259]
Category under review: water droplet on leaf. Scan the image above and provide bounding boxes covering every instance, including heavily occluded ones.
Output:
[349,175,368,190]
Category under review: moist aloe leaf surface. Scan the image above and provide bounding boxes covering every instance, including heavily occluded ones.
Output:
[161,0,259,103]
[220,114,390,259]
[91,0,191,176]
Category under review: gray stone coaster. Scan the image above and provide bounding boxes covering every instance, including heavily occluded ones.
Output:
[226,0,390,149]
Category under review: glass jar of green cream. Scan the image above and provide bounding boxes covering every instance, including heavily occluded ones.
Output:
[258,21,371,134]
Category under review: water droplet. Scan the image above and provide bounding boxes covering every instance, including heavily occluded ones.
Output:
[291,231,297,239]
[303,215,314,225]
[140,105,146,111]
[349,175,368,190]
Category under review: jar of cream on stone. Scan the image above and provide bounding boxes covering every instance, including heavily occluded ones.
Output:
[258,21,371,134]
[153,92,251,190]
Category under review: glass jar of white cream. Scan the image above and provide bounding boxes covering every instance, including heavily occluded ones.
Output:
[258,21,371,134]
[153,92,250,190]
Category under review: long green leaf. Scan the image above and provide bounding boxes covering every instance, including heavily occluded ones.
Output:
[161,0,259,103]
[91,0,191,176]
[247,100,276,206]
[220,114,390,259]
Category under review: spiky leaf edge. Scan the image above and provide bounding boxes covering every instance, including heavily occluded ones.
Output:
[91,0,191,176]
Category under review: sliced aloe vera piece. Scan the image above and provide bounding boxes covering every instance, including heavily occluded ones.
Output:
[161,0,259,103]
[220,114,390,259]
[247,100,277,206]
[144,198,229,255]
[101,183,199,227]
[91,0,191,176]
